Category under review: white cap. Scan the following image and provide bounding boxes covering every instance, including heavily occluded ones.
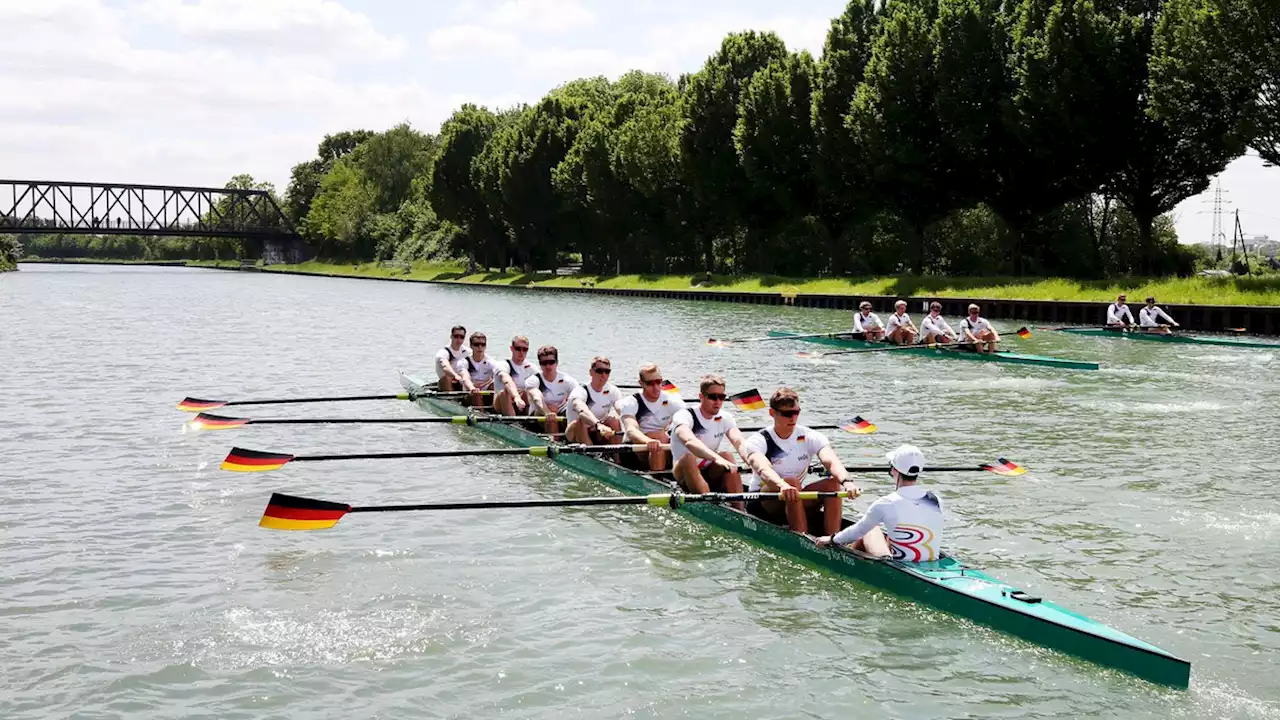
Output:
[885,444,925,476]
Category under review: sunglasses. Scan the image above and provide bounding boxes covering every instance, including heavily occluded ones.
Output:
[642,378,664,386]
[471,341,486,347]
[592,367,611,375]
[539,359,557,366]
[704,393,727,401]
[512,345,529,352]
[775,408,801,418]
[452,334,465,339]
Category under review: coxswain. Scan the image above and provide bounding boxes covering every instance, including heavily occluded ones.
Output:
[524,345,580,435]
[434,325,471,392]
[741,387,860,536]
[919,302,957,344]
[669,374,747,509]
[493,335,535,416]
[885,300,918,345]
[1139,297,1179,334]
[853,301,885,342]
[959,304,1000,353]
[816,444,943,563]
[565,355,623,445]
[1106,294,1135,328]
[617,363,686,471]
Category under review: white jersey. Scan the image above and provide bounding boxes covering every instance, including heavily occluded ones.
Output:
[920,313,954,338]
[434,345,470,379]
[463,356,501,389]
[617,391,685,433]
[566,382,623,424]
[853,311,883,333]
[886,312,914,332]
[960,316,992,338]
[668,406,738,465]
[1139,305,1176,327]
[502,357,536,390]
[523,371,580,410]
[832,484,944,562]
[1106,302,1135,325]
[741,426,830,490]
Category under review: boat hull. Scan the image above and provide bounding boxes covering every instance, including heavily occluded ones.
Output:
[767,331,1100,370]
[1058,327,1277,348]
[402,373,1188,687]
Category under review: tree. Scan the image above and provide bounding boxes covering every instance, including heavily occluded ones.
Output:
[284,130,374,228]
[430,105,503,268]
[680,31,790,274]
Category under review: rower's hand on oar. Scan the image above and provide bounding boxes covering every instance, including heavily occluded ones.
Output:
[595,423,615,440]
[814,535,835,547]
[777,484,800,502]
[840,481,862,499]
[645,439,662,454]
[713,455,737,473]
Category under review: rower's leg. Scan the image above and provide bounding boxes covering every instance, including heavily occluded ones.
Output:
[853,527,892,557]
[780,477,807,533]
[603,415,623,444]
[801,476,843,536]
[493,390,513,416]
[565,419,589,444]
[437,377,452,392]
[674,454,710,494]
[645,430,670,471]
[719,451,744,510]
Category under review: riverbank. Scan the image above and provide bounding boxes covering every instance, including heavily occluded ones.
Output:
[187,259,1280,306]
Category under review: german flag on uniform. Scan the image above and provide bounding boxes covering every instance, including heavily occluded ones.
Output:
[188,412,249,431]
[981,458,1027,476]
[728,388,766,411]
[259,493,350,531]
[842,416,878,434]
[177,397,227,412]
[1016,327,1032,339]
[221,447,295,472]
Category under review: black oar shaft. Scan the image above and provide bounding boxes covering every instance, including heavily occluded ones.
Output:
[245,415,561,425]
[227,394,407,407]
[295,447,535,462]
[346,491,850,513]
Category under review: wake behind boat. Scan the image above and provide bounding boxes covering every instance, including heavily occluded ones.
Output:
[395,371,1189,687]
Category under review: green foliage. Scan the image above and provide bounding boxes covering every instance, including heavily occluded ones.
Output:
[0,234,19,270]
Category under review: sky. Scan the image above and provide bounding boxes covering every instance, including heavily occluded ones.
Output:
[2,0,1276,247]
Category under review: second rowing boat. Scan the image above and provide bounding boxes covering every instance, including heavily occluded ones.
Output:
[1058,327,1278,348]
[768,330,1100,370]
[399,372,1187,687]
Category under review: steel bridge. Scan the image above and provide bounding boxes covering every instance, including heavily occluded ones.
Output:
[0,179,309,262]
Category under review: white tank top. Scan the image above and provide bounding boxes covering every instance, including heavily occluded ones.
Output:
[617,391,685,433]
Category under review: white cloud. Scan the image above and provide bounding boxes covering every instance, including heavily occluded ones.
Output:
[487,0,597,32]
[426,24,522,59]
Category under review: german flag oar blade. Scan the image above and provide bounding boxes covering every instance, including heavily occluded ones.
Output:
[188,412,249,430]
[841,416,877,434]
[981,458,1027,476]
[1016,327,1032,339]
[259,493,351,531]
[728,388,766,411]
[177,397,227,412]
[221,447,295,472]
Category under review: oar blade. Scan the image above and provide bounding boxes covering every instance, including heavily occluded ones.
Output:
[222,447,295,472]
[660,380,680,393]
[727,388,766,411]
[706,338,729,347]
[796,351,824,359]
[187,412,249,431]
[177,397,226,412]
[981,458,1027,476]
[1016,326,1032,339]
[840,416,878,434]
[259,493,351,531]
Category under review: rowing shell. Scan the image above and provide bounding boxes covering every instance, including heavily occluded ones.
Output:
[1058,327,1278,349]
[768,330,1100,371]
[398,371,1189,687]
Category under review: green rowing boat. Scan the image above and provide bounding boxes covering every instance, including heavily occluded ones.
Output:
[767,330,1100,371]
[400,372,1189,687]
[1058,326,1278,349]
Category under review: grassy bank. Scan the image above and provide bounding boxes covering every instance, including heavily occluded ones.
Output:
[209,260,1280,306]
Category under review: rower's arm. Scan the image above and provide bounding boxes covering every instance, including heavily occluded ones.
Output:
[621,415,648,445]
[832,504,884,546]
[569,394,601,426]
[726,427,748,459]
[526,387,547,413]
[674,424,719,461]
[745,450,786,491]
[817,445,848,483]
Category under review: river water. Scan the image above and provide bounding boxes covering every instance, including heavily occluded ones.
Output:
[3,264,1278,719]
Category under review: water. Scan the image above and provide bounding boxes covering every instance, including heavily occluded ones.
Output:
[2,264,1278,719]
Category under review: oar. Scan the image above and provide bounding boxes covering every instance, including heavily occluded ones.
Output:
[258,489,857,530]
[176,389,491,412]
[707,331,859,347]
[221,442,670,472]
[187,412,564,431]
[739,417,878,434]
[836,458,1027,476]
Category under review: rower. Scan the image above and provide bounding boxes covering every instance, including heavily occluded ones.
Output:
[461,332,501,407]
[524,345,580,435]
[816,444,943,563]
[493,335,535,416]
[959,304,1000,353]
[617,363,685,472]
[853,301,885,342]
[1139,297,1179,334]
[434,325,471,392]
[885,300,918,345]
[565,355,623,445]
[741,387,860,536]
[1106,294,1135,328]
[919,302,957,344]
[669,374,747,509]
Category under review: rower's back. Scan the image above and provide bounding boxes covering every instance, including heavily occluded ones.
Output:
[866,485,944,562]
